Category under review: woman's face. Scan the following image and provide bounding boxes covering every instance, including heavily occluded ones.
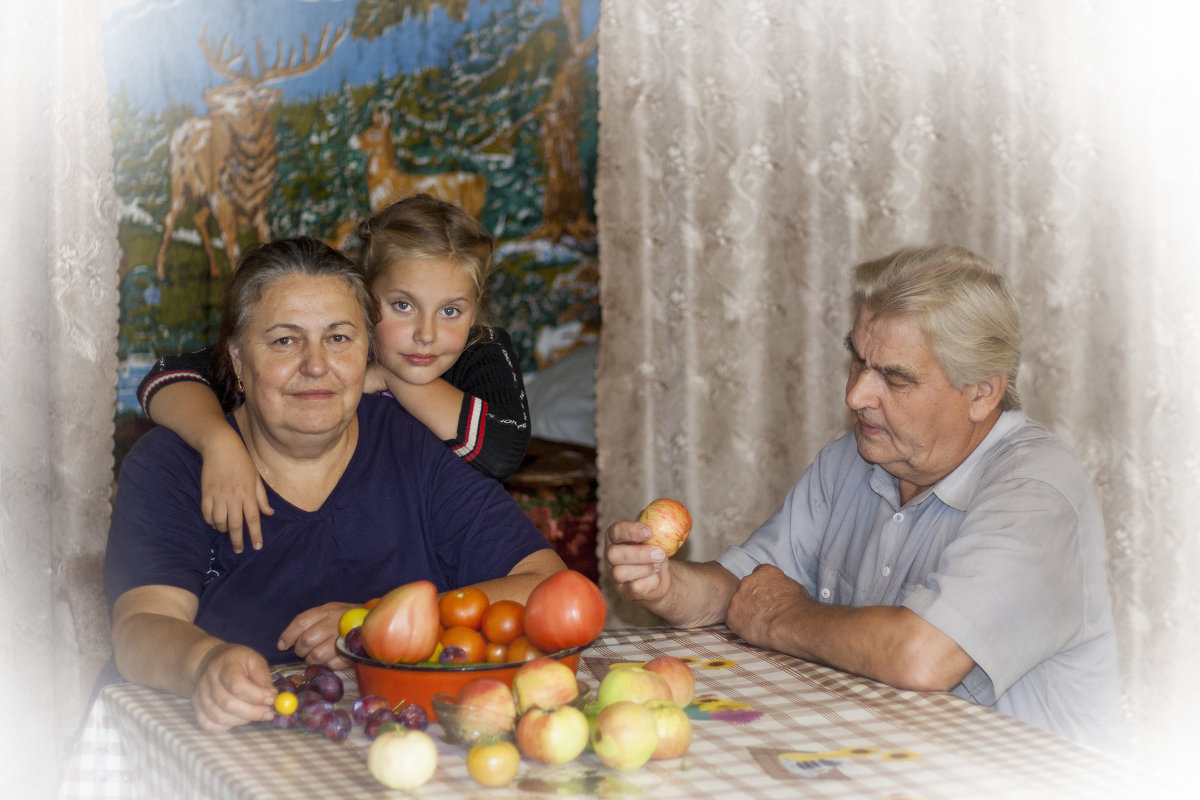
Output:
[230,273,370,441]
[373,257,479,385]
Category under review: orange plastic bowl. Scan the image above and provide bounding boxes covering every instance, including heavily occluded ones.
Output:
[336,637,586,721]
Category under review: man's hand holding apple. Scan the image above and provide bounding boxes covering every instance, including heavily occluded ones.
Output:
[605,519,675,604]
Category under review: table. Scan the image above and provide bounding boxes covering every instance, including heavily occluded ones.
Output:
[59,626,1175,799]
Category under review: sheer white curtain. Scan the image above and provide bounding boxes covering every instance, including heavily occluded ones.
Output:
[0,1,119,795]
[596,0,1199,772]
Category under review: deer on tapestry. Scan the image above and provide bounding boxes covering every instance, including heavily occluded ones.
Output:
[348,108,488,220]
[155,23,348,279]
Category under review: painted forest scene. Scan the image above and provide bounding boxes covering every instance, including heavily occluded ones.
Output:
[104,0,599,415]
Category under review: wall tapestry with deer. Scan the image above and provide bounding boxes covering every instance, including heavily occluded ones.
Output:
[104,0,599,420]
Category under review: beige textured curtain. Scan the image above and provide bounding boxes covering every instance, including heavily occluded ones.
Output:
[0,1,119,795]
[596,0,1199,774]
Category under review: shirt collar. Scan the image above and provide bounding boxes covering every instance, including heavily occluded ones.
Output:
[868,410,1027,511]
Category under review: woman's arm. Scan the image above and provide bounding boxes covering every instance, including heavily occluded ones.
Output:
[111,585,277,730]
[471,547,567,604]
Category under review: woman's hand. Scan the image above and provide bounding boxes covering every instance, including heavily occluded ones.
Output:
[190,642,277,731]
[277,602,360,669]
[197,427,273,553]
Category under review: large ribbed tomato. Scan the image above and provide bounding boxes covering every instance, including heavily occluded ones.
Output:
[360,580,440,663]
[523,570,606,653]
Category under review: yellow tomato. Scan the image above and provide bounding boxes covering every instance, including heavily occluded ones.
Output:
[274,691,298,715]
[466,740,520,787]
[338,607,369,638]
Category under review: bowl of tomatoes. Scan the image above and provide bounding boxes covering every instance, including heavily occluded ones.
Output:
[338,571,606,722]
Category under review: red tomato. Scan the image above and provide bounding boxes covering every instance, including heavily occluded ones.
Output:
[484,641,509,664]
[480,600,524,645]
[440,625,487,663]
[439,586,490,629]
[360,580,440,663]
[505,635,544,663]
[523,570,606,653]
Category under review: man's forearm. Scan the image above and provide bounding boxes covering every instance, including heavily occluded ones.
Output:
[760,601,973,691]
[644,560,741,628]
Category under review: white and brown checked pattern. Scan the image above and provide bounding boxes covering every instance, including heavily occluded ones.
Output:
[60,626,1180,799]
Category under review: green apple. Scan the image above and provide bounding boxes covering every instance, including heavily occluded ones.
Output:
[590,701,658,771]
[516,705,590,764]
[645,699,692,759]
[596,666,672,710]
[366,728,438,789]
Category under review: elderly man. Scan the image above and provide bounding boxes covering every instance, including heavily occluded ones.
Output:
[605,245,1122,753]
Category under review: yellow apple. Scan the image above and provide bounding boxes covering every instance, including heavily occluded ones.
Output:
[366,728,438,789]
[511,657,579,714]
[516,705,590,764]
[591,701,658,771]
[596,666,672,710]
[645,699,692,759]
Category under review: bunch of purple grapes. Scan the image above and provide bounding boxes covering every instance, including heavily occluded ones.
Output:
[271,663,427,742]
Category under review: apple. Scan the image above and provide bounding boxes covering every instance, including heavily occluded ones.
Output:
[595,666,672,710]
[366,727,438,790]
[644,656,695,706]
[457,677,517,733]
[515,705,590,764]
[511,657,579,714]
[637,498,692,556]
[360,580,440,664]
[590,701,659,771]
[645,699,693,759]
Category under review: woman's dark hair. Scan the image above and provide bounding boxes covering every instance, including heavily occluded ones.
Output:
[211,237,379,409]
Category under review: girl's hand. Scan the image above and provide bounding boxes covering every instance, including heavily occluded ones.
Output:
[198,428,273,553]
[364,361,392,394]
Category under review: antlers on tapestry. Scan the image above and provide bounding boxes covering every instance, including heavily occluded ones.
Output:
[155,23,349,280]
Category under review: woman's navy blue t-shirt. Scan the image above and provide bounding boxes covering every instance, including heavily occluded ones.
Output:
[104,394,549,664]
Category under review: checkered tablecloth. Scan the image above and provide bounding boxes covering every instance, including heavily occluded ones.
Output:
[58,626,1175,799]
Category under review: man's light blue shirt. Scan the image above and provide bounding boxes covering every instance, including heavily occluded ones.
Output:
[717,411,1122,753]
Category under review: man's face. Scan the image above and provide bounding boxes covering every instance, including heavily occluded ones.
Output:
[844,308,990,502]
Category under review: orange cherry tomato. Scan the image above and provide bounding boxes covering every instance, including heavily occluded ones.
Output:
[485,641,509,663]
[439,586,490,630]
[480,600,524,645]
[440,625,487,663]
[363,597,381,610]
[505,635,545,663]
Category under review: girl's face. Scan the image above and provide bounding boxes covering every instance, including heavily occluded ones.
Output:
[373,257,479,385]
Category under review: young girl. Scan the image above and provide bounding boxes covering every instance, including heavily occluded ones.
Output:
[137,194,530,552]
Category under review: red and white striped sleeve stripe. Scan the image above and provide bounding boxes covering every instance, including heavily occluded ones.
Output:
[451,397,488,462]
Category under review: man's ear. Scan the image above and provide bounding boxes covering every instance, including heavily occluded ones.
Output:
[968,374,1007,421]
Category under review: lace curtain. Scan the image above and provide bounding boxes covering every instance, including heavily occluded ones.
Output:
[596,0,1199,773]
[0,1,119,795]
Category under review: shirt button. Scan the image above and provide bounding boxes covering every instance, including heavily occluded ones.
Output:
[893,512,904,522]
[882,566,892,577]
[820,588,831,600]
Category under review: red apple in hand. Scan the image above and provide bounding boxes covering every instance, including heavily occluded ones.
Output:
[637,498,693,556]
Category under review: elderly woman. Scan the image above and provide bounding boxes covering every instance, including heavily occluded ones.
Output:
[104,237,565,731]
